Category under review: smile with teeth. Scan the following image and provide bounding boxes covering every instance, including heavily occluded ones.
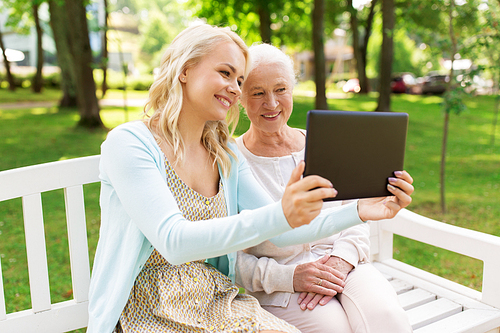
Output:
[216,96,231,107]
[262,112,280,119]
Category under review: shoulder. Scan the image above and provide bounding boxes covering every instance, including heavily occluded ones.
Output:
[103,121,157,151]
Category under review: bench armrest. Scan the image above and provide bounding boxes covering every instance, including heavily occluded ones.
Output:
[371,209,500,308]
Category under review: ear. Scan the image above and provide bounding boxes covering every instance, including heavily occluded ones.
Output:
[179,67,189,83]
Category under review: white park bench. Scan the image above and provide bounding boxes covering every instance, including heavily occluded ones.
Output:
[0,155,499,332]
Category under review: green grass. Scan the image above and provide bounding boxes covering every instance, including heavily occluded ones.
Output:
[0,89,499,329]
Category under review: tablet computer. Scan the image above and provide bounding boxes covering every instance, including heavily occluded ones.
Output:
[303,110,408,201]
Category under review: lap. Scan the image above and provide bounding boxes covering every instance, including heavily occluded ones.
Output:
[263,292,352,333]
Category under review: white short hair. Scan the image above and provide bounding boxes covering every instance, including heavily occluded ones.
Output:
[248,43,297,85]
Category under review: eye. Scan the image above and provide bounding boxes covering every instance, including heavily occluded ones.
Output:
[253,91,264,96]
[237,80,243,87]
[277,87,286,93]
[220,70,230,77]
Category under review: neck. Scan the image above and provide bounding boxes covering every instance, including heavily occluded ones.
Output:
[243,125,304,157]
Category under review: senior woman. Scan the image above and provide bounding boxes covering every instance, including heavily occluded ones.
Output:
[235,43,413,333]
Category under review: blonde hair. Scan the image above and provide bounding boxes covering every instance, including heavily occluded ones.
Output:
[144,24,250,177]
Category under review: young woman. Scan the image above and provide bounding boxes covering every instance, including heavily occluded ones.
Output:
[87,24,412,333]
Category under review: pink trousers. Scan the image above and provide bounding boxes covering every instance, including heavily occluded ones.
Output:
[262,263,413,333]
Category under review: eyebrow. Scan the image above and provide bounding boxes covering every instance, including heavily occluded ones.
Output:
[222,63,245,81]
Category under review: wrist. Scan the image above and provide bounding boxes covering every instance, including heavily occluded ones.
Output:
[356,200,367,222]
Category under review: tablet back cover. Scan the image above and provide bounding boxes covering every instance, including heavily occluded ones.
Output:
[303,110,408,201]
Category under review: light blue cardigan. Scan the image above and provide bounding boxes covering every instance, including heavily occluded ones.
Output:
[87,121,363,332]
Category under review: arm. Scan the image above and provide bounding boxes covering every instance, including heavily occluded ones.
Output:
[100,127,292,265]
[235,249,296,293]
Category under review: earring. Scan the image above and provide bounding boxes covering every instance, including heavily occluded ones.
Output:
[180,77,186,82]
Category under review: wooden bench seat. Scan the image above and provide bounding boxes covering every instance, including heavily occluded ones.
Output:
[0,156,499,332]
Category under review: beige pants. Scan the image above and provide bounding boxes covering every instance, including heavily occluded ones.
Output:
[262,263,412,333]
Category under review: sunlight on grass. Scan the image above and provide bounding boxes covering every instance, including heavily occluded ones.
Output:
[394,236,484,291]
[420,96,444,104]
[100,107,144,128]
[30,107,58,115]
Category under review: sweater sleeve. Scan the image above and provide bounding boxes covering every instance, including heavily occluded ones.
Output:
[235,250,296,293]
[268,201,364,248]
[99,126,292,265]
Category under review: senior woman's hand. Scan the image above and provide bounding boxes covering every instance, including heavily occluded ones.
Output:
[357,170,414,222]
[296,256,354,310]
[282,161,338,228]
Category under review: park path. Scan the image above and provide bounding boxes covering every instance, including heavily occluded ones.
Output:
[0,98,147,110]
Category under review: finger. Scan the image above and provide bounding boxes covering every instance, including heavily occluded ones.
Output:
[306,186,338,202]
[300,292,316,310]
[394,170,414,184]
[388,176,414,195]
[297,292,308,305]
[387,183,412,208]
[306,293,324,310]
[318,295,334,306]
[295,174,335,194]
[318,268,346,286]
[317,254,330,265]
[287,161,305,187]
[315,279,344,295]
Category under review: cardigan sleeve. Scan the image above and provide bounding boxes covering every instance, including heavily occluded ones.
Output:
[99,125,293,265]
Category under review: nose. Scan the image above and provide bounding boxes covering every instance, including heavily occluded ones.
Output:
[227,79,242,97]
[264,94,279,109]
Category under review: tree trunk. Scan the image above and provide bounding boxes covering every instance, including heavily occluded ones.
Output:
[348,0,362,91]
[257,3,272,43]
[101,0,109,98]
[375,0,394,112]
[48,0,77,107]
[0,27,16,91]
[313,0,328,110]
[64,0,104,128]
[441,0,457,214]
[440,111,449,214]
[359,0,377,93]
[32,3,44,93]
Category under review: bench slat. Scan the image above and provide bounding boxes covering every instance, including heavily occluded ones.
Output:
[399,288,436,310]
[22,193,51,313]
[64,186,91,303]
[390,278,413,294]
[407,298,463,330]
[1,300,88,333]
[414,309,500,333]
[0,155,100,201]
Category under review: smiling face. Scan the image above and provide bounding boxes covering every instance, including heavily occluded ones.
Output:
[180,40,246,124]
[241,61,294,135]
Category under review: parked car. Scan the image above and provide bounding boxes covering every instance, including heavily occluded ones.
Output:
[421,74,449,95]
[342,78,361,93]
[391,72,421,94]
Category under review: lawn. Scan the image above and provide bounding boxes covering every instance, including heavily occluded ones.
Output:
[0,88,499,323]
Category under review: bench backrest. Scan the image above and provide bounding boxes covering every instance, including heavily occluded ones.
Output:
[0,155,100,333]
[369,211,500,309]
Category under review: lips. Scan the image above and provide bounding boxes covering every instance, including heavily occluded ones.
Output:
[215,95,231,107]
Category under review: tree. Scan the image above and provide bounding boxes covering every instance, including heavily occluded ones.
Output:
[0,25,15,91]
[100,0,109,97]
[375,0,394,111]
[312,0,327,109]
[48,0,77,107]
[0,0,44,92]
[347,0,378,94]
[32,1,44,93]
[64,0,103,128]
